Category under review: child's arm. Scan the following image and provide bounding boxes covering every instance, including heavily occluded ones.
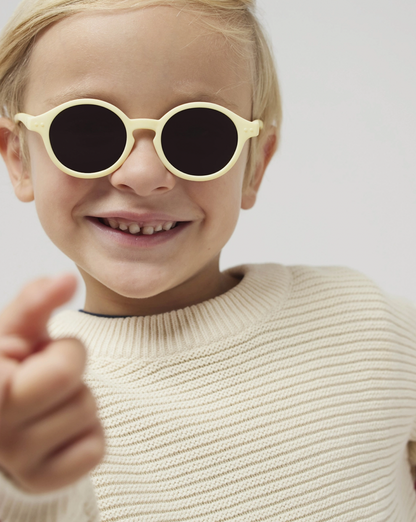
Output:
[409,403,416,486]
[390,295,416,489]
[0,275,104,521]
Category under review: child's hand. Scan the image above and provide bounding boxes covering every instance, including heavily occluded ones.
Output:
[0,275,105,494]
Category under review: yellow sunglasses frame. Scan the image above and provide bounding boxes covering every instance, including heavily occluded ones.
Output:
[14,99,263,182]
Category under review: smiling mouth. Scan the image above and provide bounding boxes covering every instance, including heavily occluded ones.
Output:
[97,217,182,236]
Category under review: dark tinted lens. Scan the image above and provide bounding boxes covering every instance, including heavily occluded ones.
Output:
[50,104,127,173]
[161,108,238,176]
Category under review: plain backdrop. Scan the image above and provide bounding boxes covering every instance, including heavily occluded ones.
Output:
[0,0,415,314]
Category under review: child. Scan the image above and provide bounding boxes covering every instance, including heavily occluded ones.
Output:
[0,0,415,521]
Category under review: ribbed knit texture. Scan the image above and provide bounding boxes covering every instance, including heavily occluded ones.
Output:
[1,263,416,521]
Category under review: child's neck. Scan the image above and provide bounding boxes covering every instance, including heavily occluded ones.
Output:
[81,269,241,317]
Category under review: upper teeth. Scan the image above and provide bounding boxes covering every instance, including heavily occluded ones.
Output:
[103,218,177,235]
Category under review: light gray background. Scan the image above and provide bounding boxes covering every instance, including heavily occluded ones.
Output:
[0,0,415,313]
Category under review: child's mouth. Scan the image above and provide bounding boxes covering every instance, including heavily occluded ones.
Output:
[97,217,181,236]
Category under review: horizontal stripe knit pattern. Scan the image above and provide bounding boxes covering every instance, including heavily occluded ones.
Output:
[1,263,416,521]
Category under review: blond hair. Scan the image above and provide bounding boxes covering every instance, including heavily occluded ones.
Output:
[0,0,281,189]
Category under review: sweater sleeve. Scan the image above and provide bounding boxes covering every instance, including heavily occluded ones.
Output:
[390,295,416,481]
[0,469,100,521]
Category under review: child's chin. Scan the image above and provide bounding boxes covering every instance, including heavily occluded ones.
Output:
[108,280,170,300]
[106,273,183,301]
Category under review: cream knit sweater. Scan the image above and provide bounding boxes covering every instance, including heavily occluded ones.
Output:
[1,263,416,522]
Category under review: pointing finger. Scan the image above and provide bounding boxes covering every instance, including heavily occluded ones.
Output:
[0,273,77,355]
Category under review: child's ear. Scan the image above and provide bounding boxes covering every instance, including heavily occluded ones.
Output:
[0,118,34,202]
[241,126,278,210]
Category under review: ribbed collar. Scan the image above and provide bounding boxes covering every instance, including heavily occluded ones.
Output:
[47,263,292,359]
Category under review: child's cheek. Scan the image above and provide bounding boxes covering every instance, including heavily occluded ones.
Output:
[26,133,66,197]
[25,135,84,241]
[194,149,248,248]
[210,145,248,214]
[27,133,79,200]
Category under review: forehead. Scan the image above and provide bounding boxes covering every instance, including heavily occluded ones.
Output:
[25,6,253,114]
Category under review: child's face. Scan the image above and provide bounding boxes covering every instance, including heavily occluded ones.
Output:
[6,7,272,315]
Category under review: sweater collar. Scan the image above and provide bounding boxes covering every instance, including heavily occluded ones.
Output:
[47,263,292,359]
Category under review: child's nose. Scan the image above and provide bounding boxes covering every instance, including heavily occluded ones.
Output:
[108,130,176,196]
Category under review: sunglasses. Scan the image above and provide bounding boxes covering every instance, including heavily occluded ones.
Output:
[14,99,263,181]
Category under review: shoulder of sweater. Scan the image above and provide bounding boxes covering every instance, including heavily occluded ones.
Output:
[285,263,416,335]
[285,263,398,300]
[287,263,379,287]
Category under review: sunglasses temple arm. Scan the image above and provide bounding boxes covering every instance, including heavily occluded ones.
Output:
[14,113,34,130]
[253,120,264,136]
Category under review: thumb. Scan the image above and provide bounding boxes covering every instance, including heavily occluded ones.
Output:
[0,273,77,359]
